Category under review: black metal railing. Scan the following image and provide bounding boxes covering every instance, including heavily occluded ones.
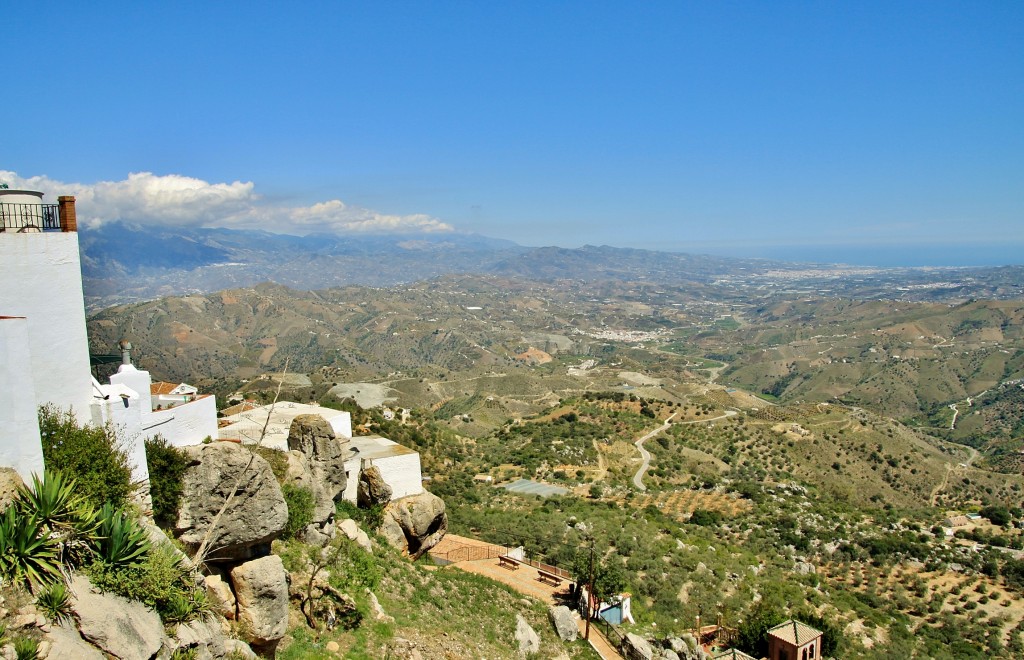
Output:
[0,203,61,231]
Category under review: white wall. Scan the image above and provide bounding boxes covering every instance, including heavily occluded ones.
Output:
[0,317,45,480]
[95,385,149,485]
[110,365,153,412]
[375,452,424,499]
[151,395,218,448]
[341,449,424,503]
[0,233,93,422]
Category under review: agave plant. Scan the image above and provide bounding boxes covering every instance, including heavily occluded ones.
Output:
[16,471,99,567]
[35,581,73,624]
[13,635,39,660]
[0,507,61,590]
[94,503,150,567]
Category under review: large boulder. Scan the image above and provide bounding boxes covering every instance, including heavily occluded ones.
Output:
[358,465,392,508]
[379,490,448,559]
[623,633,654,660]
[515,613,541,656]
[548,605,577,642]
[231,555,289,652]
[69,574,164,660]
[284,415,348,544]
[175,442,287,562]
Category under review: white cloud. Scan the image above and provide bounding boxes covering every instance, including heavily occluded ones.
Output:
[0,170,453,234]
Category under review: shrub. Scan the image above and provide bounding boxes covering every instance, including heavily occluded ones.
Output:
[87,544,205,623]
[689,509,723,527]
[281,484,315,540]
[38,405,134,509]
[336,500,385,531]
[145,436,190,528]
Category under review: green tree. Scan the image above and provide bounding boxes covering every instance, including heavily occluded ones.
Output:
[980,505,1011,527]
[144,436,190,529]
[38,406,134,509]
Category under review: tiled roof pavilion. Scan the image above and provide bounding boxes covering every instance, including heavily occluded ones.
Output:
[767,619,822,646]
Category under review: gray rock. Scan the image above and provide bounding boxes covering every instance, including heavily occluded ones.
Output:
[44,623,104,660]
[172,615,228,659]
[547,605,577,642]
[623,633,654,660]
[358,465,393,508]
[366,590,394,623]
[175,442,287,562]
[655,651,681,660]
[379,490,448,559]
[515,614,541,656]
[286,415,348,538]
[0,468,24,512]
[230,555,289,650]
[204,574,236,620]
[795,561,817,575]
[338,518,373,552]
[222,639,258,659]
[384,637,425,660]
[70,574,164,660]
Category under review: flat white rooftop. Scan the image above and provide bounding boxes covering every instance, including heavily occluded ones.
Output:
[218,401,352,450]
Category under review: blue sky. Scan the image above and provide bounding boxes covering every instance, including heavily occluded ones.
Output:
[3,2,1022,265]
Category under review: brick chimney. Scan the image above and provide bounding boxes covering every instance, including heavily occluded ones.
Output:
[58,196,77,232]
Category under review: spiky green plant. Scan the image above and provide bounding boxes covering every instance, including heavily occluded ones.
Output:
[16,471,99,567]
[94,503,150,567]
[13,635,39,660]
[0,507,61,590]
[35,581,73,624]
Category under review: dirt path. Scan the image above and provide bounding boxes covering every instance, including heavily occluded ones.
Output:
[632,412,679,491]
[434,535,623,659]
[930,447,980,505]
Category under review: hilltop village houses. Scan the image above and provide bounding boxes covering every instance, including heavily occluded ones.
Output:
[0,188,423,505]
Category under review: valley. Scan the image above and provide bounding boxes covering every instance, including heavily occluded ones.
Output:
[83,252,1024,658]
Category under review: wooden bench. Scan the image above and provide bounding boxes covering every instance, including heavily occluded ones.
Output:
[498,555,520,570]
[537,569,563,587]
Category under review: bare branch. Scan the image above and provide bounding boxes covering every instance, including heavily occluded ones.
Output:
[193,360,289,566]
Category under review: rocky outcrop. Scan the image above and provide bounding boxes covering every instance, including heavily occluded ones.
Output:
[548,605,578,642]
[285,415,348,543]
[204,573,237,620]
[70,574,164,660]
[379,490,448,559]
[175,442,287,562]
[45,624,105,660]
[231,554,290,653]
[0,467,24,511]
[623,633,654,660]
[358,465,392,508]
[339,518,373,552]
[515,613,541,656]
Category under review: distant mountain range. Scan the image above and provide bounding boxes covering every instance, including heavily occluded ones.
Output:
[77,222,784,310]
[78,222,1024,312]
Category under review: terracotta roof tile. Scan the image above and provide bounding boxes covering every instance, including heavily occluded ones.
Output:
[150,381,178,395]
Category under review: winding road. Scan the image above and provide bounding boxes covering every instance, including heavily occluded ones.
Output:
[632,410,738,490]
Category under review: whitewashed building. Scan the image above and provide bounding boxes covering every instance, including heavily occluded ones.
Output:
[0,190,217,483]
[218,401,353,449]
